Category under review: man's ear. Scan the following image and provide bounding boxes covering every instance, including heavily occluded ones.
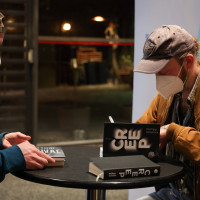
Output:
[184,54,194,70]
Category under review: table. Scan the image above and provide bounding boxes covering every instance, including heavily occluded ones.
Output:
[13,146,185,200]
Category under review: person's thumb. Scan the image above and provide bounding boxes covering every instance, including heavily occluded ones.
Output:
[18,133,31,140]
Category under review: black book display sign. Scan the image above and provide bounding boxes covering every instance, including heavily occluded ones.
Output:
[103,123,160,161]
[89,155,160,180]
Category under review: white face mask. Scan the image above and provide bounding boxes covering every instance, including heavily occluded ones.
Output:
[156,66,185,99]
[156,76,184,99]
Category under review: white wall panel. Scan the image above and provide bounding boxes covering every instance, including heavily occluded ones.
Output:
[130,0,200,199]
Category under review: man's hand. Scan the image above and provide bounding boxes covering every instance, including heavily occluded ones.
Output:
[3,132,31,148]
[18,141,55,169]
[159,124,170,152]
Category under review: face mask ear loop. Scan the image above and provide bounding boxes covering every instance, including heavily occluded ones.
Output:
[178,63,188,87]
[177,64,184,77]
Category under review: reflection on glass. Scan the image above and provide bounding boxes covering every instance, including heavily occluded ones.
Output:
[62,23,71,31]
[92,16,105,22]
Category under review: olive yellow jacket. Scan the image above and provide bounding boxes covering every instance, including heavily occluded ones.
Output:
[135,83,200,199]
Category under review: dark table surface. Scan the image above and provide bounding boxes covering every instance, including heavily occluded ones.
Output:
[13,146,185,190]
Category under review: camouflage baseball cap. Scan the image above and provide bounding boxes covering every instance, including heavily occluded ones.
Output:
[134,25,195,74]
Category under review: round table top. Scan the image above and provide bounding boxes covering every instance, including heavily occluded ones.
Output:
[13,146,185,190]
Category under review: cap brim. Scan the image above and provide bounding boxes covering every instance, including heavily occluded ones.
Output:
[134,58,171,74]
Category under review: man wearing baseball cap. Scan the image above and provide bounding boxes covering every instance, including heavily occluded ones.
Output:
[134,25,200,200]
[0,12,55,182]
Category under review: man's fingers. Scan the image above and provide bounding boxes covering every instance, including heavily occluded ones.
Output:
[17,132,31,140]
[32,154,48,165]
[36,149,55,163]
[26,153,48,169]
[26,161,46,170]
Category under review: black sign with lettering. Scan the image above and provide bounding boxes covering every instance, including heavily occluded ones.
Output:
[103,123,160,161]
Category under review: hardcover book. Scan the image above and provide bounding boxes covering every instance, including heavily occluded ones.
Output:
[37,146,66,167]
[89,155,160,180]
[103,123,160,161]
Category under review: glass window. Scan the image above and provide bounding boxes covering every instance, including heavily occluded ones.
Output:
[37,0,134,144]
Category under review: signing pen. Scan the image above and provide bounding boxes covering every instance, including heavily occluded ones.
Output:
[108,116,114,123]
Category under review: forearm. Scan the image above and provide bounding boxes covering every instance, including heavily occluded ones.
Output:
[0,145,26,182]
[166,123,200,163]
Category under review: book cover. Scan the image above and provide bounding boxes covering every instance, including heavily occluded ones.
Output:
[103,123,160,161]
[37,146,66,167]
[89,155,160,180]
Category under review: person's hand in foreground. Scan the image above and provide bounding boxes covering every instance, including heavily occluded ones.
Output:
[18,141,55,169]
[2,132,31,148]
[159,124,170,152]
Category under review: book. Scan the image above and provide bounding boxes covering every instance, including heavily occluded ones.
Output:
[103,123,160,161]
[37,146,66,167]
[89,155,160,180]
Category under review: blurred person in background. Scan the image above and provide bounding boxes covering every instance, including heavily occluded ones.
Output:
[105,21,122,84]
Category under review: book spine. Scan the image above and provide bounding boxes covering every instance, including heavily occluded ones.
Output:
[104,166,160,180]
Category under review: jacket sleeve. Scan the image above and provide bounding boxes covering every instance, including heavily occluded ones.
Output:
[0,145,26,182]
[166,123,200,163]
[134,93,200,163]
[0,132,8,150]
[0,132,26,182]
